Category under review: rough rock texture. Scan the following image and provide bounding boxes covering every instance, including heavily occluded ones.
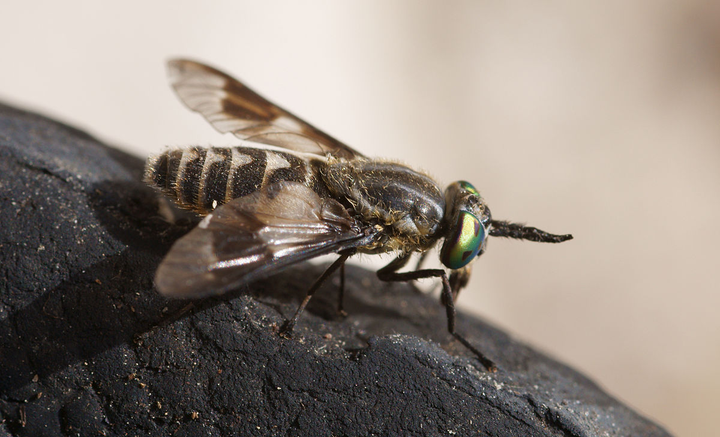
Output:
[0,103,672,437]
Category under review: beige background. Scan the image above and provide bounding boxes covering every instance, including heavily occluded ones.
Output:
[2,1,719,435]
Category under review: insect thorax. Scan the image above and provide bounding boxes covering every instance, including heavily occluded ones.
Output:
[145,146,328,215]
[322,160,446,251]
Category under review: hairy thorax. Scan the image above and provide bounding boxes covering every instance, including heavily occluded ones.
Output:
[322,159,446,253]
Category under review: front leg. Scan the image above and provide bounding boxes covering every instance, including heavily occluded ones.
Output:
[377,254,497,372]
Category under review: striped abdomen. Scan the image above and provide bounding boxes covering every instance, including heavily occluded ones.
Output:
[145,146,326,215]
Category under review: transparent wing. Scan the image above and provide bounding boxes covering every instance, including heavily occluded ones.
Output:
[155,182,376,298]
[167,59,363,160]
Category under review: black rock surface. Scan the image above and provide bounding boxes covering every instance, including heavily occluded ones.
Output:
[0,103,672,436]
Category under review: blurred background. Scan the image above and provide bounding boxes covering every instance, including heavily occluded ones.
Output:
[1,1,718,434]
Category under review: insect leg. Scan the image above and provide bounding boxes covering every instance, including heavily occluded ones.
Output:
[280,249,356,337]
[438,276,497,372]
[337,262,348,317]
[446,266,471,304]
[377,256,497,372]
[377,252,413,276]
[414,250,430,271]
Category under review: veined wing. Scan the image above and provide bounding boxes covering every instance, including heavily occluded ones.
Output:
[155,182,378,298]
[167,59,363,160]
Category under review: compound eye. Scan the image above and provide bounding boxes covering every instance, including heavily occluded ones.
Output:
[458,180,479,196]
[440,211,486,269]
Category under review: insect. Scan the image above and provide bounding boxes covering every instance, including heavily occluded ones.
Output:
[146,59,573,371]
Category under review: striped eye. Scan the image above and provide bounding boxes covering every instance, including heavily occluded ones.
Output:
[440,211,486,269]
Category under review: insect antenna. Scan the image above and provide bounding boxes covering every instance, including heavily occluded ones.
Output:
[489,220,573,243]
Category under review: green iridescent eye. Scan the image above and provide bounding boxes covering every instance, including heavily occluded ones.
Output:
[458,181,479,196]
[440,211,486,269]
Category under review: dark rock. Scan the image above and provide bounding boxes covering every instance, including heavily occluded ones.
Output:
[0,103,672,436]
